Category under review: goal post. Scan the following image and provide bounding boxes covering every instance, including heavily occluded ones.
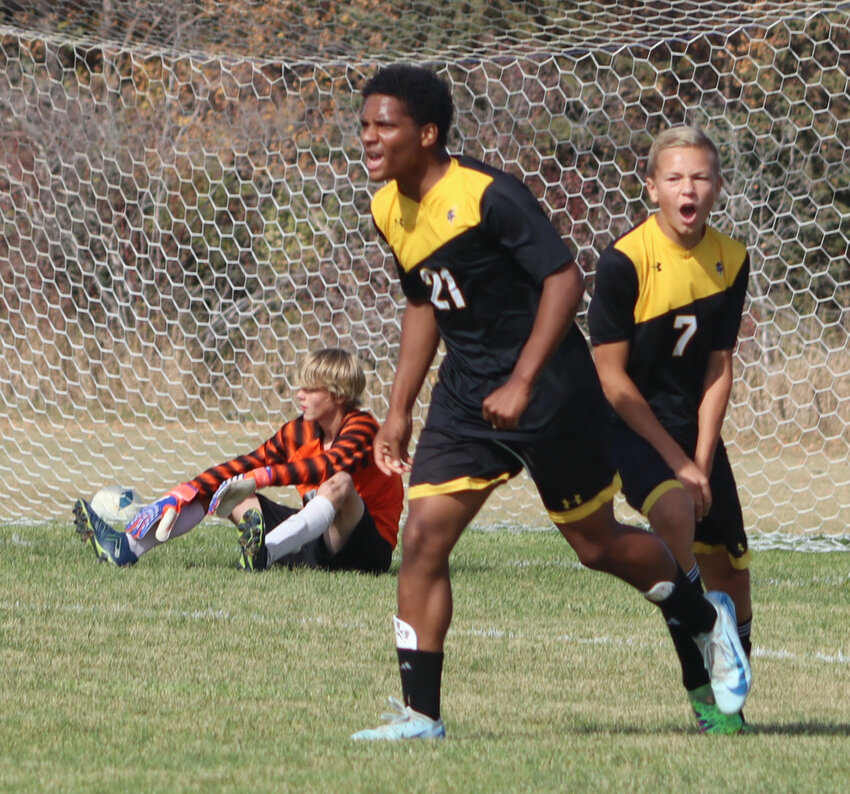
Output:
[0,1,847,539]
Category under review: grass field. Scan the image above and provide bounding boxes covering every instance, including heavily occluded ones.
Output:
[1,521,848,793]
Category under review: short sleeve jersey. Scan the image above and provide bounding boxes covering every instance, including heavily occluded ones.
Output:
[188,411,403,547]
[588,215,749,432]
[371,155,601,440]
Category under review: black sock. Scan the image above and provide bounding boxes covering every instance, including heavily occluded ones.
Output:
[657,566,717,637]
[397,648,443,721]
[661,566,710,691]
[738,616,752,659]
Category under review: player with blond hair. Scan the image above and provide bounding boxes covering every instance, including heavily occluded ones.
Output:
[589,126,752,733]
[74,347,403,573]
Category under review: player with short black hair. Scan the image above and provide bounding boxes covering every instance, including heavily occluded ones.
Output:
[589,126,753,734]
[73,348,403,575]
[351,65,751,741]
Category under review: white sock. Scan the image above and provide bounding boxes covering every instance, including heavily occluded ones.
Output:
[127,501,205,557]
[265,495,337,565]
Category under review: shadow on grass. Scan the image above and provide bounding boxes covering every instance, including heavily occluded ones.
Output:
[559,720,850,737]
[746,722,850,736]
[494,721,850,738]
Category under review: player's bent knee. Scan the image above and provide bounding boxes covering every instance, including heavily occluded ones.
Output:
[316,471,355,504]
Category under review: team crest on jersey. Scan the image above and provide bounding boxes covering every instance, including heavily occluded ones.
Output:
[447,208,456,224]
[715,261,724,273]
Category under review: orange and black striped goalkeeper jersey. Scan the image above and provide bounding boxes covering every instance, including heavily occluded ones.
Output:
[188,410,403,547]
[588,215,749,432]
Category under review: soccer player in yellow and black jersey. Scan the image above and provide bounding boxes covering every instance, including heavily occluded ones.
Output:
[351,64,751,741]
[73,348,402,574]
[588,127,752,734]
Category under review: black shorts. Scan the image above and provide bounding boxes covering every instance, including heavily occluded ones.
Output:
[257,494,392,574]
[408,424,620,524]
[610,426,749,567]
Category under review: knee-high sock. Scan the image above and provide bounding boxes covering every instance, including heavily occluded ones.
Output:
[394,616,443,721]
[660,565,711,691]
[265,495,337,565]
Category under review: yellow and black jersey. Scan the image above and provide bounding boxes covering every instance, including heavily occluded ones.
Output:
[588,215,749,431]
[372,155,602,440]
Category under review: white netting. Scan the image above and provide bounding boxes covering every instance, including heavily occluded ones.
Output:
[1,1,847,542]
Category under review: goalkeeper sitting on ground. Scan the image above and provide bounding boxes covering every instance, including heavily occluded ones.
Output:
[73,348,403,573]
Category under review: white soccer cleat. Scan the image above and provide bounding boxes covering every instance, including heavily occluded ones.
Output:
[693,591,752,715]
[351,697,446,741]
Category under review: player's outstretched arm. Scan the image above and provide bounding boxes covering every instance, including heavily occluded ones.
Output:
[375,299,440,475]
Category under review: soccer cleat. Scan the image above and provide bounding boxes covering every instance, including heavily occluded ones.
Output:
[688,684,745,735]
[73,499,138,567]
[693,591,752,715]
[351,697,446,741]
[237,508,268,571]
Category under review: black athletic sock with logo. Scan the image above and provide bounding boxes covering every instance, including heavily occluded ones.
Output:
[397,648,443,721]
[661,565,711,691]
[657,565,717,636]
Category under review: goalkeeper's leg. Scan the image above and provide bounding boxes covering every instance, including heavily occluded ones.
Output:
[264,472,359,564]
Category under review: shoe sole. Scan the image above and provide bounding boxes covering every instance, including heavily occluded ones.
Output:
[73,500,100,558]
[237,511,266,571]
[351,725,446,741]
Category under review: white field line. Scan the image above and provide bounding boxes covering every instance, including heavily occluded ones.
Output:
[2,598,847,666]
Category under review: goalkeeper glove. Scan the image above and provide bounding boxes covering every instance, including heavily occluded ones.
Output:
[208,466,272,518]
[126,482,199,541]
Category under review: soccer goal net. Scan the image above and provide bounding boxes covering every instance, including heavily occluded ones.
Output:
[1,1,847,543]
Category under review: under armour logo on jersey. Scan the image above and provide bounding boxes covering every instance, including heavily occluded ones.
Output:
[715,261,724,273]
[561,493,583,510]
[394,216,405,228]
[653,262,662,272]
[447,208,456,223]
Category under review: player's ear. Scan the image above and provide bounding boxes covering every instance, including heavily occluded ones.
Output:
[420,122,439,149]
[645,176,659,205]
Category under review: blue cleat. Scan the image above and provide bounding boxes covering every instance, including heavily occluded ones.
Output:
[73,499,138,567]
[351,697,446,741]
[693,591,752,715]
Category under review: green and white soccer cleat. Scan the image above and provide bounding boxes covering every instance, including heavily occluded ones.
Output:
[351,697,446,741]
[236,508,269,571]
[688,684,745,735]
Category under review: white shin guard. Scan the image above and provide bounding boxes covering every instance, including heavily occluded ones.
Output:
[265,495,337,565]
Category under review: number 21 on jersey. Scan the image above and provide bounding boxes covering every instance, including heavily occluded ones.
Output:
[420,267,467,310]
